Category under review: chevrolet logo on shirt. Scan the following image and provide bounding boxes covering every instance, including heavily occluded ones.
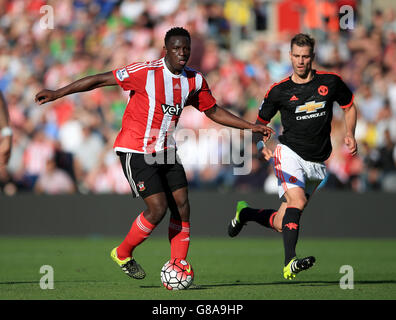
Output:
[295,101,326,113]
[295,101,326,121]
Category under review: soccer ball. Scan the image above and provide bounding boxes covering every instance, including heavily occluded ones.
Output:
[161,258,194,290]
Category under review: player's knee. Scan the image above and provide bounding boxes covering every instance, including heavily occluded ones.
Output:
[145,199,168,225]
[300,198,308,210]
[171,188,190,221]
[176,198,190,221]
[287,196,307,211]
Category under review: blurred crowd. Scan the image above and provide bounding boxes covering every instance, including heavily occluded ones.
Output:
[0,0,396,195]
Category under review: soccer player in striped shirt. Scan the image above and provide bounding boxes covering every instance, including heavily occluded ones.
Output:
[36,27,273,279]
[228,33,358,280]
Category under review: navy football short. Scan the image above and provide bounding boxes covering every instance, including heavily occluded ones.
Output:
[117,150,188,199]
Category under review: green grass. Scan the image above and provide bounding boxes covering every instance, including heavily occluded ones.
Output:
[0,237,395,300]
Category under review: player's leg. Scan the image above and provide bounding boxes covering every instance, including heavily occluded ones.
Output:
[271,183,320,232]
[111,192,168,279]
[279,186,307,265]
[280,182,322,279]
[228,145,293,237]
[270,144,319,279]
[228,201,280,237]
[270,144,306,265]
[167,187,191,259]
[162,152,191,259]
[229,194,301,236]
[111,152,169,279]
[117,192,168,258]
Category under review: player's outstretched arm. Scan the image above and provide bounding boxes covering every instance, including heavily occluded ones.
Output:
[343,102,358,156]
[204,105,274,140]
[35,71,117,105]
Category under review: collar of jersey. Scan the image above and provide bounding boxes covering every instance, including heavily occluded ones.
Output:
[162,57,186,78]
[290,69,317,85]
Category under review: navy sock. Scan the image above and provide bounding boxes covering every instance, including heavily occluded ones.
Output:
[282,207,302,265]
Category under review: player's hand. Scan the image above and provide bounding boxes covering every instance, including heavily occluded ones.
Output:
[0,135,12,168]
[262,146,273,161]
[344,135,357,156]
[256,140,274,161]
[251,124,274,143]
[35,89,59,105]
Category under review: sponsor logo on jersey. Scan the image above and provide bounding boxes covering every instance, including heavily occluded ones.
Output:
[295,101,326,120]
[116,68,129,81]
[295,101,326,113]
[161,103,182,116]
[318,85,328,96]
[290,95,299,101]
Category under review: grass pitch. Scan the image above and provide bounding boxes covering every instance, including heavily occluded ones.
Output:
[0,237,395,300]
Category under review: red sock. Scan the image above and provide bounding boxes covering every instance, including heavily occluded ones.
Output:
[168,218,190,259]
[117,212,155,260]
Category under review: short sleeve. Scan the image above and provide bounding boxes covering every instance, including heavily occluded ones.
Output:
[112,64,140,91]
[334,76,354,109]
[257,87,279,124]
[188,75,217,112]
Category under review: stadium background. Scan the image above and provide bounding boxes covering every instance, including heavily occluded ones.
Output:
[1,0,396,302]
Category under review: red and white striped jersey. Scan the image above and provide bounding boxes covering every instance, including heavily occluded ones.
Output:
[112,57,216,154]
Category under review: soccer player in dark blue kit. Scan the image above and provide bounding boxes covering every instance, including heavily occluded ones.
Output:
[228,34,358,279]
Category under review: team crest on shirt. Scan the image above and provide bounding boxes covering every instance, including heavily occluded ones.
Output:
[137,181,146,192]
[318,85,328,96]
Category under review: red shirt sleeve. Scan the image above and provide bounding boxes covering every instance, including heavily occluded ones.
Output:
[189,75,217,112]
[112,63,142,91]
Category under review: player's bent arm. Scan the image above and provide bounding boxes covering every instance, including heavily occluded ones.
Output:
[204,105,274,137]
[35,71,117,105]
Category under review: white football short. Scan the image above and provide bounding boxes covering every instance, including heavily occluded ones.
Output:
[271,144,327,199]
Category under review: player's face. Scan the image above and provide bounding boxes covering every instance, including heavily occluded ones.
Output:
[164,36,191,74]
[290,45,314,78]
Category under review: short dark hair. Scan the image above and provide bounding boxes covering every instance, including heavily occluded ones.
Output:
[290,33,315,54]
[164,27,191,46]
